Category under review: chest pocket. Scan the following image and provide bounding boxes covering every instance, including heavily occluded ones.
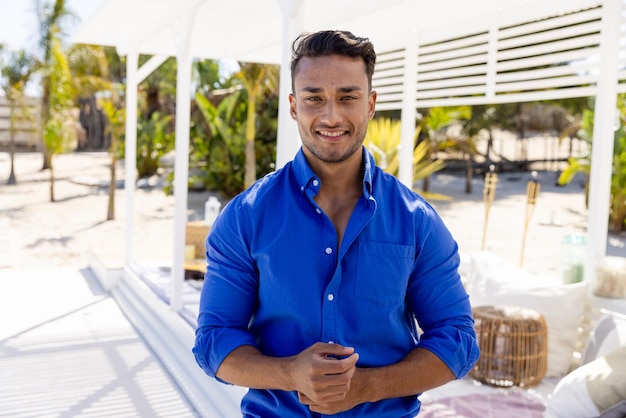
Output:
[355,241,415,307]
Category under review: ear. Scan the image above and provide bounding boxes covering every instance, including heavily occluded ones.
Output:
[289,94,297,120]
[368,91,377,119]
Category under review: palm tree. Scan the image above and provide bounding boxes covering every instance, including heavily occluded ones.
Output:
[1,49,36,185]
[67,44,124,219]
[101,99,124,220]
[43,36,74,201]
[67,43,112,150]
[34,0,73,170]
[235,62,279,189]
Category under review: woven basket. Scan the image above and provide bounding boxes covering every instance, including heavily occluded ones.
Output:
[470,305,548,388]
[185,221,211,259]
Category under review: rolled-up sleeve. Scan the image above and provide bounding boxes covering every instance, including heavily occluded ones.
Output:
[409,204,480,378]
[192,201,259,379]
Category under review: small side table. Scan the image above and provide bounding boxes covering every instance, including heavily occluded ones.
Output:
[186,221,211,259]
[470,305,548,388]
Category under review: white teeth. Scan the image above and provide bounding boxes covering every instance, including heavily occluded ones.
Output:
[319,131,344,137]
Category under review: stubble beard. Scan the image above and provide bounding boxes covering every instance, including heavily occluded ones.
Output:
[299,124,367,164]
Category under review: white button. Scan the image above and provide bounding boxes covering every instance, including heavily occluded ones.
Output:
[312,179,319,187]
[325,247,332,254]
[316,208,321,214]
[300,186,304,192]
[327,294,334,301]
[328,340,335,344]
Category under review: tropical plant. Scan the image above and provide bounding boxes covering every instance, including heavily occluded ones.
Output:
[101,99,125,220]
[558,99,626,232]
[134,111,174,179]
[195,59,232,94]
[611,134,626,232]
[557,108,593,202]
[43,36,75,202]
[364,117,448,200]
[1,48,36,185]
[193,90,247,196]
[67,44,111,95]
[67,44,113,150]
[364,117,402,173]
[439,124,478,194]
[415,106,472,192]
[35,0,74,171]
[235,62,280,189]
[112,55,178,181]
[140,56,177,118]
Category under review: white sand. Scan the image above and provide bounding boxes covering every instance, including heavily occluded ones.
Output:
[0,151,623,278]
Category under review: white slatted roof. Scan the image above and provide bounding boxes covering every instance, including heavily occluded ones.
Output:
[373,4,626,110]
[74,0,600,64]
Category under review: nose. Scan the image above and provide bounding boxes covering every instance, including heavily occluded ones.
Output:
[319,101,342,126]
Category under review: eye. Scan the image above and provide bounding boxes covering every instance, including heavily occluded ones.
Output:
[340,95,358,101]
[305,96,322,102]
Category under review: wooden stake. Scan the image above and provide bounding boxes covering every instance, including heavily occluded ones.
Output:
[520,172,540,267]
[482,165,498,250]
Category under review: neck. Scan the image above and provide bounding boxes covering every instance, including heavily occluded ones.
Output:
[309,149,364,196]
[307,150,364,248]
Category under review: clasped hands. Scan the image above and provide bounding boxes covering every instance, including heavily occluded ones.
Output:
[291,342,362,415]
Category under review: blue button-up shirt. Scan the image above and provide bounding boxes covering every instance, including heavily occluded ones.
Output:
[193,147,479,417]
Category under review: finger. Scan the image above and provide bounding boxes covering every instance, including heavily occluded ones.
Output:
[319,352,359,375]
[300,385,348,404]
[314,342,355,358]
[300,369,354,401]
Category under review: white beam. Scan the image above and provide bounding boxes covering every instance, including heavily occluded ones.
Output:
[275,0,303,169]
[398,30,418,188]
[585,0,621,282]
[136,55,170,84]
[170,8,198,312]
[124,51,139,264]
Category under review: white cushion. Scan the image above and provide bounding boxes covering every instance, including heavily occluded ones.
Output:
[464,251,589,377]
[544,346,626,418]
[581,312,626,364]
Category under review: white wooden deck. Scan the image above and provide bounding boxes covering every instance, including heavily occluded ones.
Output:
[0,267,201,417]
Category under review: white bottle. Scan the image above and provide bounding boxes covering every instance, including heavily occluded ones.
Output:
[204,196,221,226]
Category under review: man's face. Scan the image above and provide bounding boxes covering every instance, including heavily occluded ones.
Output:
[289,54,376,165]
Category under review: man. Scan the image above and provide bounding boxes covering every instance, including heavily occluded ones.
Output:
[193,30,479,417]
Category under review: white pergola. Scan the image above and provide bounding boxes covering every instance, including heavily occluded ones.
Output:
[74,0,626,416]
[74,1,626,414]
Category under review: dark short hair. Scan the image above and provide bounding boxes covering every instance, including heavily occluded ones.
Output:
[290,30,376,91]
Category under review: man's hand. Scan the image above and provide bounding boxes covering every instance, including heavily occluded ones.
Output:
[298,386,360,415]
[217,342,456,415]
[298,366,373,415]
[288,342,358,409]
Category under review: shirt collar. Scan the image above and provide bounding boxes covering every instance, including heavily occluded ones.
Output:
[292,146,375,197]
[362,147,374,197]
[292,148,318,194]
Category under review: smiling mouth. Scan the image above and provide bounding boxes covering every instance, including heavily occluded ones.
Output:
[317,130,348,139]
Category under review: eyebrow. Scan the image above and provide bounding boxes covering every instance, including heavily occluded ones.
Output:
[300,85,363,93]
